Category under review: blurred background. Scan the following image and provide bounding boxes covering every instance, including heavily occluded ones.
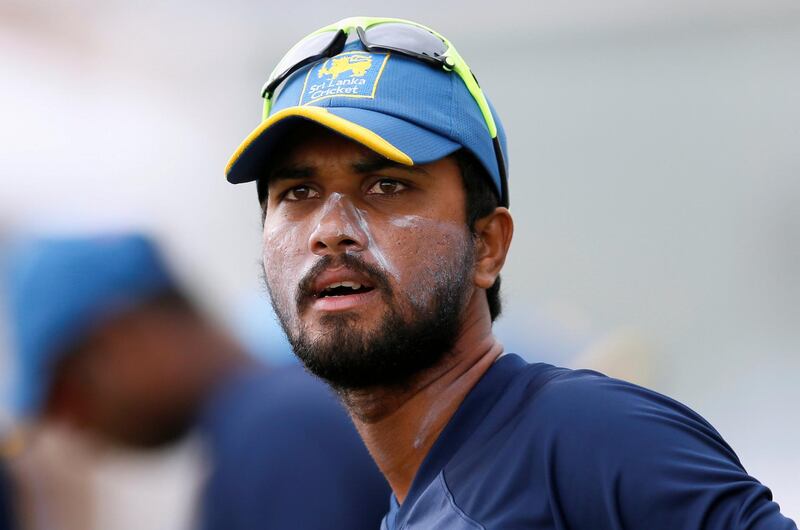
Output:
[1,0,798,522]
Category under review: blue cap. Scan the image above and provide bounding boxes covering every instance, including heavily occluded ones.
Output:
[226,37,508,202]
[4,234,175,416]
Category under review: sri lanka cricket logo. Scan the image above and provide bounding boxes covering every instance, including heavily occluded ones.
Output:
[300,51,390,105]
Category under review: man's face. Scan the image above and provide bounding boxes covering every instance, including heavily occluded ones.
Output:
[261,127,477,390]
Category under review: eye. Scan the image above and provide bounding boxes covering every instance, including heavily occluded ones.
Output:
[366,179,408,195]
[284,185,320,201]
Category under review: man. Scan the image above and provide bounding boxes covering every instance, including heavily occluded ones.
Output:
[225,16,796,529]
[2,233,387,530]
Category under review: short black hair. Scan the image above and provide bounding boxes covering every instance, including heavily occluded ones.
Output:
[256,142,503,321]
[451,148,503,322]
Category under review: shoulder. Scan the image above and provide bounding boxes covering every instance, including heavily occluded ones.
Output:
[509,364,793,528]
[519,361,692,419]
[514,363,731,454]
[485,360,750,501]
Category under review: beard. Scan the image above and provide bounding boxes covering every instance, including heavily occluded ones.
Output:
[265,237,476,392]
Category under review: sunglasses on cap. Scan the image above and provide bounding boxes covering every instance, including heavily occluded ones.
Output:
[260,16,508,207]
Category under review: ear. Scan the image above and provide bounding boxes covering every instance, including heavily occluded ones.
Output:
[472,207,514,289]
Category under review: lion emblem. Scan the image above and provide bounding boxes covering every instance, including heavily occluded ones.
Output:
[318,54,373,80]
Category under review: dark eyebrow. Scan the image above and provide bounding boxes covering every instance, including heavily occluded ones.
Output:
[352,156,425,175]
[266,155,424,185]
[268,165,315,184]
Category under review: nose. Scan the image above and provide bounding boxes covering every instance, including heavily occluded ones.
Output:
[308,193,368,256]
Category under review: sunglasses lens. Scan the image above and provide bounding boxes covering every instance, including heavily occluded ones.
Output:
[268,30,340,89]
[364,23,447,59]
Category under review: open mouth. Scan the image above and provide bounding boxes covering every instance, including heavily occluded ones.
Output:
[316,281,375,298]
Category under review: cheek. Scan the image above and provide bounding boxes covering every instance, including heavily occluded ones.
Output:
[376,216,472,302]
[383,214,468,260]
[262,216,307,274]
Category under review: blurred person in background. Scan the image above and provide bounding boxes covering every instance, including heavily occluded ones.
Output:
[1,233,388,530]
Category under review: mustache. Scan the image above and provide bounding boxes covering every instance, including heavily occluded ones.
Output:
[296,253,393,310]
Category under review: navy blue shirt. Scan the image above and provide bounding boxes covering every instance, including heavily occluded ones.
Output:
[383,354,796,529]
[200,366,389,530]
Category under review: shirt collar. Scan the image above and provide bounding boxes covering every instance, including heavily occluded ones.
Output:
[395,353,527,514]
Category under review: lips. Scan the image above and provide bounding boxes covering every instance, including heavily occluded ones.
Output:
[318,280,373,299]
[312,269,375,299]
[296,254,392,315]
[301,267,378,312]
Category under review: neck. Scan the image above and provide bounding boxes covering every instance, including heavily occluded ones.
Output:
[339,294,502,503]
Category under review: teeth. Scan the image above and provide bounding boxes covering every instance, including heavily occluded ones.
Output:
[323,281,363,291]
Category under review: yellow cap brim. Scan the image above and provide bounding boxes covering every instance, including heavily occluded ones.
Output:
[226,106,413,183]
